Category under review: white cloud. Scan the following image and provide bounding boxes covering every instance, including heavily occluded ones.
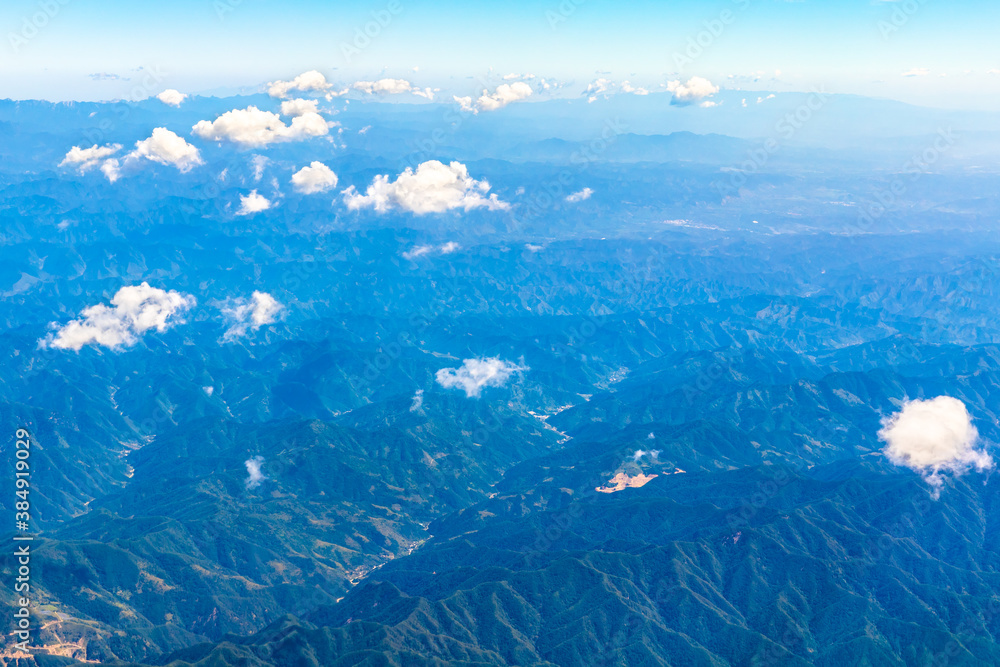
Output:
[435,357,528,398]
[251,154,269,181]
[291,161,338,194]
[536,77,558,92]
[878,396,994,496]
[100,159,121,182]
[156,89,187,107]
[584,79,647,102]
[129,127,203,172]
[476,81,533,112]
[192,106,331,148]
[667,76,720,105]
[401,241,459,260]
[584,78,614,102]
[203,386,215,396]
[343,160,509,214]
[402,245,434,260]
[223,291,283,340]
[456,82,533,113]
[902,68,930,77]
[236,190,272,215]
[74,130,203,182]
[620,81,649,96]
[410,389,424,413]
[454,96,476,113]
[566,187,593,203]
[988,69,1000,75]
[352,78,437,99]
[280,98,320,117]
[43,282,195,351]
[245,456,266,489]
[58,144,122,173]
[353,78,409,95]
[267,70,333,98]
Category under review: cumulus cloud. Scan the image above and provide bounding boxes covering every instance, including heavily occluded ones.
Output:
[43,282,195,351]
[129,127,203,172]
[620,81,649,96]
[59,144,122,173]
[902,68,930,77]
[192,106,331,148]
[667,76,720,105]
[352,78,437,99]
[267,70,334,98]
[280,98,320,117]
[455,81,533,114]
[440,241,460,254]
[223,290,283,340]
[245,456,266,489]
[291,161,338,194]
[584,78,648,102]
[566,187,593,203]
[435,357,527,398]
[410,389,424,413]
[77,129,202,182]
[236,190,272,215]
[878,396,994,496]
[584,78,614,103]
[101,159,122,182]
[477,81,532,111]
[156,89,187,107]
[454,96,475,113]
[343,160,509,214]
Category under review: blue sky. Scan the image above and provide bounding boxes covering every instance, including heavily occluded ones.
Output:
[2,0,998,109]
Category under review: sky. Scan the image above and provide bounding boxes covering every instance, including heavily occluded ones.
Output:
[1,0,999,109]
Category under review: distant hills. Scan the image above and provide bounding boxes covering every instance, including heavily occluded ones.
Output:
[2,93,1000,665]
